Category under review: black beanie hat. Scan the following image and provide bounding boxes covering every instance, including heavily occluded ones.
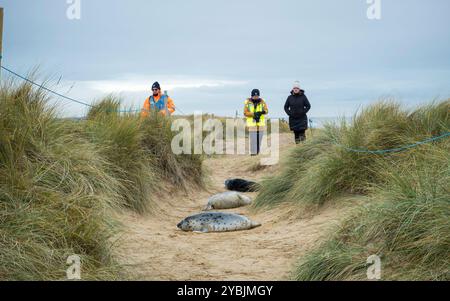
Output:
[251,89,260,97]
[152,82,161,90]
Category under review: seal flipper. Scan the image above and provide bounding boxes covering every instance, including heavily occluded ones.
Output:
[203,204,213,211]
[251,221,262,229]
[238,194,252,205]
[193,227,209,233]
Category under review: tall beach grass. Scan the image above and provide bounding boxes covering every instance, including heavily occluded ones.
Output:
[295,142,449,280]
[252,98,449,280]
[254,100,450,209]
[0,78,206,280]
[0,81,123,280]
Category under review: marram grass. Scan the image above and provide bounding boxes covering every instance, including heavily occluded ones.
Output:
[295,144,450,280]
[253,98,449,280]
[0,81,123,280]
[0,79,205,280]
[255,99,450,209]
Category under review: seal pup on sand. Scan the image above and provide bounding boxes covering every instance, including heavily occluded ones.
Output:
[177,212,261,233]
[225,178,262,192]
[203,191,252,211]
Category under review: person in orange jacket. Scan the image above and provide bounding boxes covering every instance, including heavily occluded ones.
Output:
[141,81,176,118]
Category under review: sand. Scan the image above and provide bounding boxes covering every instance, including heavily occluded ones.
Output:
[114,133,354,280]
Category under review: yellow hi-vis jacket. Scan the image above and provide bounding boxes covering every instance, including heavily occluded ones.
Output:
[243,98,269,130]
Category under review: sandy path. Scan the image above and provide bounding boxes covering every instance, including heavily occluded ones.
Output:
[115,134,352,280]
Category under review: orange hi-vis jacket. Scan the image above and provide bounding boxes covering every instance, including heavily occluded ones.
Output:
[141,93,176,118]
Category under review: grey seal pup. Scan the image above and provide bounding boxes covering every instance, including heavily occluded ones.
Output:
[204,191,252,211]
[225,178,261,192]
[177,212,261,233]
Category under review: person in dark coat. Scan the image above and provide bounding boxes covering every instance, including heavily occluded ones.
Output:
[284,81,311,144]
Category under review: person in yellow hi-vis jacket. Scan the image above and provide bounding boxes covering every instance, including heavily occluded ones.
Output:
[243,89,269,156]
[141,81,176,118]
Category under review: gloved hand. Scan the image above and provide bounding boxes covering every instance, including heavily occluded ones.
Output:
[253,112,262,123]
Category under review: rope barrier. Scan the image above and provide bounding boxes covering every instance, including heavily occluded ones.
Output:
[2,65,448,153]
[1,65,188,115]
[304,117,449,154]
[332,132,450,154]
[1,65,95,108]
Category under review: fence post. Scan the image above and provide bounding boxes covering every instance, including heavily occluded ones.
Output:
[0,7,4,82]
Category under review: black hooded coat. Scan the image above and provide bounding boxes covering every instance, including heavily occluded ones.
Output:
[284,90,311,131]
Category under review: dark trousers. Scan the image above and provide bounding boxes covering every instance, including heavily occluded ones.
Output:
[294,130,306,144]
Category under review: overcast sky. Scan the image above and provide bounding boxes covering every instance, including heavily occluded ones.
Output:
[2,0,450,118]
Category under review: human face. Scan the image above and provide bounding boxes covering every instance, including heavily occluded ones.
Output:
[152,88,160,96]
[252,95,260,101]
[293,87,301,94]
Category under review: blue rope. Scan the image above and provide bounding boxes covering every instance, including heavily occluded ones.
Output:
[1,65,95,108]
[334,132,450,154]
[1,65,446,149]
[1,65,185,114]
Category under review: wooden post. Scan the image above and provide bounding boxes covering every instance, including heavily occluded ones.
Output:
[0,7,3,81]
[163,90,169,116]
